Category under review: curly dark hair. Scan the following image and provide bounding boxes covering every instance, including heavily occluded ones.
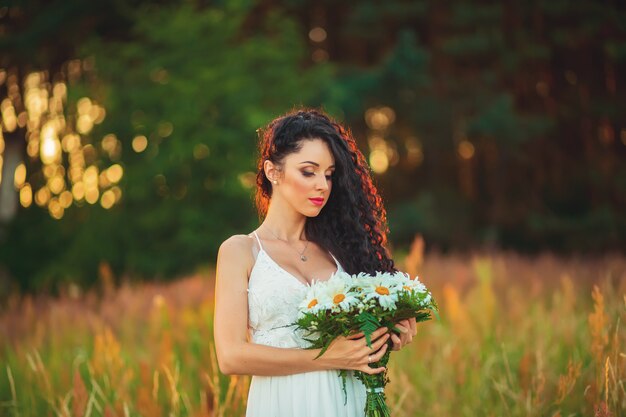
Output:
[254,107,397,274]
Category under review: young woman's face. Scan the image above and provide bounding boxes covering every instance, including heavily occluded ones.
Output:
[268,138,335,216]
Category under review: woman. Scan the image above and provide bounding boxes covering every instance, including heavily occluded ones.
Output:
[213,108,418,416]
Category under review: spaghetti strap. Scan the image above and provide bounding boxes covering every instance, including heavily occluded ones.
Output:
[252,231,264,251]
[329,251,342,271]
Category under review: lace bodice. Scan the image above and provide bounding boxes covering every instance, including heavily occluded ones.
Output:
[246,231,343,348]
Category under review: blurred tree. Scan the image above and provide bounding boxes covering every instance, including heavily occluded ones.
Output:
[292,0,626,252]
[1,0,626,293]
[0,1,332,291]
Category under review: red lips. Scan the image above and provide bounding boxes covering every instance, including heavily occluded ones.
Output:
[309,197,324,206]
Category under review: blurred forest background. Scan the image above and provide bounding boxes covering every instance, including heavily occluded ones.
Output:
[0,0,626,292]
[0,0,625,293]
[1,2,625,417]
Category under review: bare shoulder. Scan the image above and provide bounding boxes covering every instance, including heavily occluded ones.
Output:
[217,234,256,277]
[219,233,254,250]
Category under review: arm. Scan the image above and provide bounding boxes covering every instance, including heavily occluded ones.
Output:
[213,235,389,376]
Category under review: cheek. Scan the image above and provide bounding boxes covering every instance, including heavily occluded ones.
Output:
[287,174,311,195]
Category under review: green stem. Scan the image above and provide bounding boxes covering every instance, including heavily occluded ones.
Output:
[356,339,393,416]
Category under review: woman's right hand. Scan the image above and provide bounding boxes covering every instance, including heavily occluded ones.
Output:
[320,327,390,374]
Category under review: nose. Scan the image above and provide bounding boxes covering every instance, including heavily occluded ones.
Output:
[316,174,329,191]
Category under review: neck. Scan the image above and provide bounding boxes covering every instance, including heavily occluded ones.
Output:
[261,198,307,242]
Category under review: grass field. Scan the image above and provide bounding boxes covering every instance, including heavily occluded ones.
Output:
[1,240,624,416]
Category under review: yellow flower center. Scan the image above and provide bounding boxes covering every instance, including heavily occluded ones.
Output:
[307,298,318,309]
[375,286,390,295]
[333,293,346,304]
[403,285,412,291]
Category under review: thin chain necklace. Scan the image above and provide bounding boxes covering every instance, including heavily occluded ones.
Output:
[263,227,310,262]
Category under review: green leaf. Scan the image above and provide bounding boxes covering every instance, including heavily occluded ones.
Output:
[356,311,380,347]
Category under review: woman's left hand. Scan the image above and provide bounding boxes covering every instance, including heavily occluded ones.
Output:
[389,318,417,351]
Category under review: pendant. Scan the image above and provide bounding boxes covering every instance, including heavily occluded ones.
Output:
[300,255,307,261]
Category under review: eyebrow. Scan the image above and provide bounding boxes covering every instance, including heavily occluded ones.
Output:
[299,160,335,168]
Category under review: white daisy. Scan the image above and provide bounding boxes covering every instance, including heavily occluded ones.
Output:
[330,271,360,291]
[388,271,426,294]
[423,293,432,305]
[299,281,332,314]
[352,271,375,291]
[360,271,400,310]
[321,273,360,312]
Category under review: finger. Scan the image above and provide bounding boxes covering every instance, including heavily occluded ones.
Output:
[409,317,417,335]
[391,339,401,351]
[402,317,417,335]
[403,331,413,344]
[360,327,388,345]
[365,333,390,351]
[362,365,386,375]
[350,326,388,345]
[391,333,401,350]
[371,326,388,339]
[399,334,412,348]
[400,337,409,348]
[361,343,389,373]
[394,324,409,334]
[370,341,389,361]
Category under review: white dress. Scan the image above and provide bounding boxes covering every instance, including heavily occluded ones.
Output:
[245,231,367,417]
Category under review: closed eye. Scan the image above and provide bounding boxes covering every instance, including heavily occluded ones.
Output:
[302,172,333,180]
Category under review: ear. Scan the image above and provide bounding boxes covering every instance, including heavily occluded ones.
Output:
[263,160,281,183]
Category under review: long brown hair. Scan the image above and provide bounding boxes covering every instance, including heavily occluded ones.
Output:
[254,107,396,274]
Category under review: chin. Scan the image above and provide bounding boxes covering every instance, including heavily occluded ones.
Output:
[304,207,324,217]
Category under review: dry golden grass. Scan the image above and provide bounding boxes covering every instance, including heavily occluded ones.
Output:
[1,238,624,416]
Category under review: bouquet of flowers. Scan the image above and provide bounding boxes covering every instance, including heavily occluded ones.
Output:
[294,270,438,417]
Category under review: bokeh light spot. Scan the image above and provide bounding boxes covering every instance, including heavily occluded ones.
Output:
[369,150,389,173]
[14,163,26,188]
[458,140,475,159]
[132,135,148,153]
[309,27,327,43]
[193,144,210,160]
[19,183,32,207]
[105,164,123,183]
